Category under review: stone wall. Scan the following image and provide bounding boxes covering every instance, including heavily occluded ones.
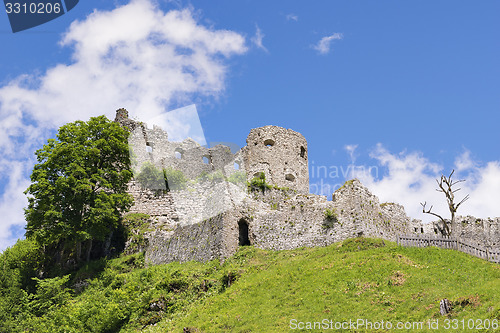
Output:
[146,214,225,265]
[449,216,500,248]
[244,125,309,193]
[115,109,497,266]
[222,179,416,256]
[140,179,419,265]
[128,178,247,226]
[116,109,242,180]
[127,181,178,219]
[330,179,416,242]
[137,176,498,266]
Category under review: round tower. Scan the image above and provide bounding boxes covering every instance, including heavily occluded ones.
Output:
[244,126,309,193]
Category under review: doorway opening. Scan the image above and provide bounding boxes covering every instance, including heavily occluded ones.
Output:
[238,219,250,246]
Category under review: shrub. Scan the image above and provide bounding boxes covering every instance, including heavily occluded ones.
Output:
[323,208,339,229]
[248,172,271,192]
[135,162,165,190]
[207,170,225,182]
[122,213,151,254]
[135,163,188,192]
[163,167,188,190]
[324,208,338,221]
[29,275,72,316]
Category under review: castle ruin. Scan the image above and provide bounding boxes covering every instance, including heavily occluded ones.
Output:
[114,109,499,265]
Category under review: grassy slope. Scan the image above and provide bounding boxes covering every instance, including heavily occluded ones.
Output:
[154,238,500,332]
[6,238,499,332]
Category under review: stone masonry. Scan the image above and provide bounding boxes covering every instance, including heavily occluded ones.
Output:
[114,109,498,265]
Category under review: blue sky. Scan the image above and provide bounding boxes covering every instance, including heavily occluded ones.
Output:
[0,0,499,250]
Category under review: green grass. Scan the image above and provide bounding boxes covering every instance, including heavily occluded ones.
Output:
[1,238,499,332]
[159,239,500,332]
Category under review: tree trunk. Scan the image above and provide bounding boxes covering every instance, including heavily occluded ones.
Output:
[85,238,93,262]
[55,242,65,265]
[440,299,452,315]
[75,241,81,263]
[104,231,113,258]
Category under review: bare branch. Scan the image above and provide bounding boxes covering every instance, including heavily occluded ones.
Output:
[421,202,446,222]
[455,194,470,210]
[451,179,465,186]
[421,169,469,236]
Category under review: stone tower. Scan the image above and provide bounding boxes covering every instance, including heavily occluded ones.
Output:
[244,125,309,193]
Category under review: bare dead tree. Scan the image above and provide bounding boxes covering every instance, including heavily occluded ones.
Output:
[421,201,450,236]
[420,169,469,236]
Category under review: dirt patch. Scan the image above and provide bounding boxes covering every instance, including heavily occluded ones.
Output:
[389,270,408,286]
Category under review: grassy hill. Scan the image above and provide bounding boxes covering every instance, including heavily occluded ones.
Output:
[1,238,499,332]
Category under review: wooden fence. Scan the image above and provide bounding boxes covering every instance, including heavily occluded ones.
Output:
[397,235,500,264]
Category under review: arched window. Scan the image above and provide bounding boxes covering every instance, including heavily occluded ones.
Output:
[202,155,211,164]
[264,139,275,147]
[234,161,240,170]
[146,142,152,153]
[285,174,295,182]
[174,148,183,159]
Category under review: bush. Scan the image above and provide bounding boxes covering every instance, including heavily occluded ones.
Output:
[0,239,41,330]
[323,208,339,229]
[135,162,165,190]
[248,172,271,192]
[29,275,72,316]
[324,208,338,221]
[163,167,187,190]
[135,163,187,191]
[122,214,151,254]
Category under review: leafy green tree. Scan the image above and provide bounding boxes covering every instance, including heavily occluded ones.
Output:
[24,116,133,264]
[0,239,40,330]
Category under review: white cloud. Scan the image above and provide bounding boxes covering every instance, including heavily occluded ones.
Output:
[454,161,500,219]
[454,149,477,172]
[0,0,247,251]
[344,144,358,164]
[251,24,267,52]
[0,161,31,249]
[352,144,500,223]
[286,14,298,22]
[313,33,343,55]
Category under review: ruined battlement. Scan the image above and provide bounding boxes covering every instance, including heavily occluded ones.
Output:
[115,109,308,193]
[115,108,241,180]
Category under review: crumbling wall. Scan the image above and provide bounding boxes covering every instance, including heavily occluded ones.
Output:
[128,178,247,225]
[224,179,416,254]
[449,216,500,248]
[244,190,337,250]
[117,109,498,266]
[127,181,178,218]
[115,108,242,180]
[145,214,225,265]
[136,178,456,266]
[330,179,415,242]
[244,125,309,193]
